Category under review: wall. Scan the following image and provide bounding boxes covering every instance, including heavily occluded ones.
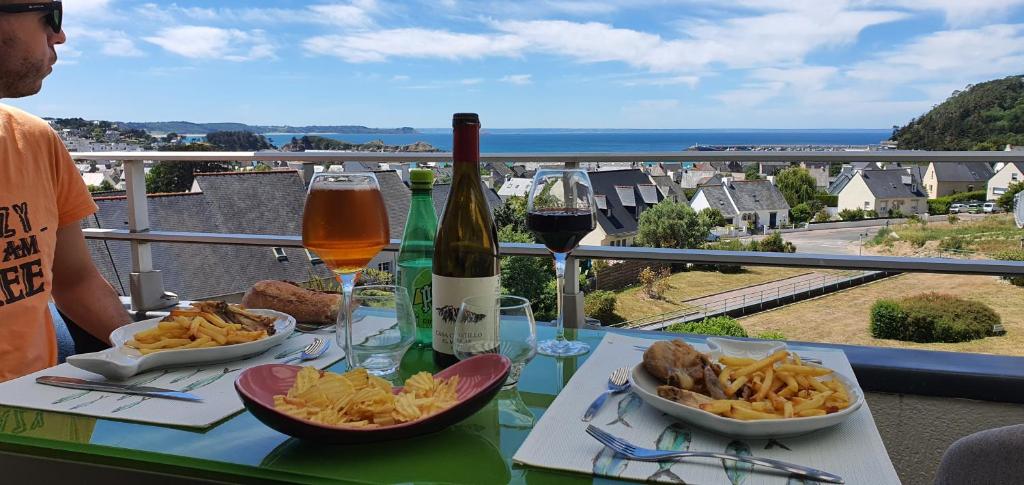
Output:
[987,164,1022,201]
[578,225,608,247]
[837,172,875,212]
[866,392,1024,485]
[936,180,983,199]
[595,259,670,290]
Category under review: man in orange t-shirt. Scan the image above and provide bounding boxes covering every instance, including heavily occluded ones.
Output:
[0,1,131,381]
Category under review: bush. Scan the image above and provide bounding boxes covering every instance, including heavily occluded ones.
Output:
[790,203,813,225]
[865,209,879,218]
[666,316,748,337]
[928,198,951,215]
[639,267,663,299]
[930,190,988,214]
[938,235,967,252]
[993,249,1024,287]
[948,214,959,224]
[755,330,786,340]
[757,232,797,253]
[813,210,832,223]
[838,208,865,221]
[585,290,620,325]
[815,194,839,208]
[869,293,1000,343]
[997,182,1024,211]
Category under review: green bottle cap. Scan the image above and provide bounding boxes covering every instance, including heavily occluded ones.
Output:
[410,168,434,188]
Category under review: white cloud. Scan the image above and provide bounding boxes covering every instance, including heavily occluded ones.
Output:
[500,74,533,85]
[303,28,526,62]
[619,75,700,87]
[856,0,1024,26]
[134,1,379,28]
[63,0,114,17]
[308,2,378,28]
[143,26,275,61]
[74,30,144,57]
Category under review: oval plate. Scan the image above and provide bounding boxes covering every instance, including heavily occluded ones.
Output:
[629,361,863,438]
[235,354,511,444]
[67,309,295,380]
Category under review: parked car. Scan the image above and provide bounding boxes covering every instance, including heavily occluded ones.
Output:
[949,203,966,213]
[983,202,1002,213]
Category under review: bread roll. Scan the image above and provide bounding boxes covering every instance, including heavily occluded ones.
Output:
[242,280,340,325]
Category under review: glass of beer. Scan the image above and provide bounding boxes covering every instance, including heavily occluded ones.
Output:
[301,173,390,363]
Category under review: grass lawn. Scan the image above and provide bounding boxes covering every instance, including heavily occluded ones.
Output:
[738,273,1024,356]
[614,266,812,323]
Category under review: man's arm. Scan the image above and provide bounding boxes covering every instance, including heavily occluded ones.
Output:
[51,222,131,344]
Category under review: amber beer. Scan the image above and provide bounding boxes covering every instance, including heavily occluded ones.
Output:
[302,180,389,274]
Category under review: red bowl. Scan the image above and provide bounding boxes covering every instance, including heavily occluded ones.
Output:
[234,354,511,443]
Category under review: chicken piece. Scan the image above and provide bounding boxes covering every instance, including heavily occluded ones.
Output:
[703,366,728,400]
[643,340,708,391]
[657,385,713,409]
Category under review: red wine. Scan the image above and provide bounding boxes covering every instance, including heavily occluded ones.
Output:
[527,209,595,253]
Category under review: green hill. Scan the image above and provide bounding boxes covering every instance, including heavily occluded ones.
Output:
[891,75,1024,150]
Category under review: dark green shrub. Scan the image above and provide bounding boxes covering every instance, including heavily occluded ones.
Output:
[865,209,879,218]
[666,317,748,337]
[993,249,1024,287]
[928,198,951,215]
[839,208,865,221]
[815,194,839,207]
[585,290,620,325]
[790,203,813,224]
[755,330,786,340]
[757,232,796,253]
[870,293,999,343]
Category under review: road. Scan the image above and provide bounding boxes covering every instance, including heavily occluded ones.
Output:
[741,226,885,255]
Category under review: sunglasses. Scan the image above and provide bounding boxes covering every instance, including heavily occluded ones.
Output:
[0,1,62,34]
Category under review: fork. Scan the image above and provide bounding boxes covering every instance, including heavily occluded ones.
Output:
[282,338,329,364]
[586,425,844,484]
[582,367,631,422]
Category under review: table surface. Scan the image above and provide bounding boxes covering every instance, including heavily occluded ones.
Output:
[0,327,862,484]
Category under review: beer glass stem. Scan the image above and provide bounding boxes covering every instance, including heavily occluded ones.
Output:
[553,252,566,342]
[337,272,357,368]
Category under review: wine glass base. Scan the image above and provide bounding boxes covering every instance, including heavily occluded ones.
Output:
[536,339,590,357]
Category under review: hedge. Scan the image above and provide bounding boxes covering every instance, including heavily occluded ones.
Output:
[815,194,839,207]
[869,293,1000,343]
[666,316,748,337]
[928,190,988,215]
[993,249,1024,287]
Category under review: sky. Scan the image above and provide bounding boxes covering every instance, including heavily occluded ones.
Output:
[7,0,1024,128]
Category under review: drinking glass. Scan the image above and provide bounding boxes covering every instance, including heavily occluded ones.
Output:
[526,169,597,357]
[301,173,389,364]
[453,295,537,389]
[345,285,416,377]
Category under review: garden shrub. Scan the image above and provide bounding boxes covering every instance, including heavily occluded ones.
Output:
[813,210,832,223]
[585,290,620,325]
[666,316,748,337]
[869,293,1000,343]
[838,208,865,221]
[993,249,1024,287]
[755,330,786,340]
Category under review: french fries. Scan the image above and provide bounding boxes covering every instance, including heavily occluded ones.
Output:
[124,304,270,354]
[696,351,852,421]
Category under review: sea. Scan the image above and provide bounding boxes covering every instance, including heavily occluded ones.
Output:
[245,129,892,152]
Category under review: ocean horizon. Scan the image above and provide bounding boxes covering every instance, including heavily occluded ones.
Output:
[193,128,894,153]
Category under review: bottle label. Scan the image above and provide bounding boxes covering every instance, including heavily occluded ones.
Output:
[431,274,500,355]
[400,264,433,335]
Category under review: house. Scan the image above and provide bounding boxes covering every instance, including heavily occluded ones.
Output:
[432,181,503,218]
[922,162,993,199]
[677,169,719,189]
[650,175,687,204]
[837,169,927,216]
[690,179,790,232]
[487,162,513,188]
[799,162,830,189]
[496,178,533,200]
[82,169,422,301]
[828,162,883,195]
[648,162,684,179]
[579,169,662,247]
[759,162,790,177]
[987,162,1024,200]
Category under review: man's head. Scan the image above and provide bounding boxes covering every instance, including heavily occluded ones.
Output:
[0,1,65,98]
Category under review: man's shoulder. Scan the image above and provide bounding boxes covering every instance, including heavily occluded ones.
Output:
[0,103,56,136]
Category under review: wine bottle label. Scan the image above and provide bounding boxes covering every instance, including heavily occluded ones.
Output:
[431,274,500,355]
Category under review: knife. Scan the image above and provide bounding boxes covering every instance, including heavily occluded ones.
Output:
[36,376,203,402]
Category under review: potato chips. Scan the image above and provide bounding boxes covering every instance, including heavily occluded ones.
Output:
[273,367,460,428]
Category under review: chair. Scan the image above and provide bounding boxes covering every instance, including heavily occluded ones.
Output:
[934,424,1024,485]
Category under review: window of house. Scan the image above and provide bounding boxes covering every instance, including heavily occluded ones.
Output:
[864,201,870,209]
[1013,173,1019,182]
[305,249,322,265]
[378,262,391,272]
[272,247,288,262]
[968,184,974,192]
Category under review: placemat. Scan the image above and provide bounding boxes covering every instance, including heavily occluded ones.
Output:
[513,334,899,484]
[0,331,344,428]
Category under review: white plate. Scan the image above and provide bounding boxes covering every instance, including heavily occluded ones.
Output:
[66,309,295,380]
[629,339,864,438]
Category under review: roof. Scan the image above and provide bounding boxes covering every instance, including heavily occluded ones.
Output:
[637,184,660,205]
[588,169,660,235]
[695,185,738,218]
[677,169,717,189]
[372,170,412,238]
[1000,161,1024,174]
[726,180,790,212]
[488,162,512,179]
[496,178,533,198]
[650,175,687,203]
[859,170,927,199]
[930,162,994,183]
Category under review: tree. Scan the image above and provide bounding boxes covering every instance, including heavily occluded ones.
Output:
[790,203,813,224]
[744,165,761,180]
[497,225,556,321]
[145,160,231,193]
[205,130,275,150]
[635,200,712,249]
[775,167,818,207]
[697,207,727,228]
[997,181,1024,211]
[493,195,528,234]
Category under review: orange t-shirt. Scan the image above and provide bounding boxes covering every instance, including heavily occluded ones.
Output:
[0,103,97,382]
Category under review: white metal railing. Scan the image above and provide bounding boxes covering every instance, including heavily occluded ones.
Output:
[72,150,1024,325]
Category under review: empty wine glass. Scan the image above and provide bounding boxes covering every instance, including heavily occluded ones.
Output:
[345,285,416,377]
[453,295,537,389]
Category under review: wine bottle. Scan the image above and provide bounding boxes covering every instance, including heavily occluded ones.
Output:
[398,168,437,347]
[432,113,501,368]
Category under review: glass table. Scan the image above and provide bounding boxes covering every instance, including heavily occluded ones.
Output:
[0,327,847,484]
